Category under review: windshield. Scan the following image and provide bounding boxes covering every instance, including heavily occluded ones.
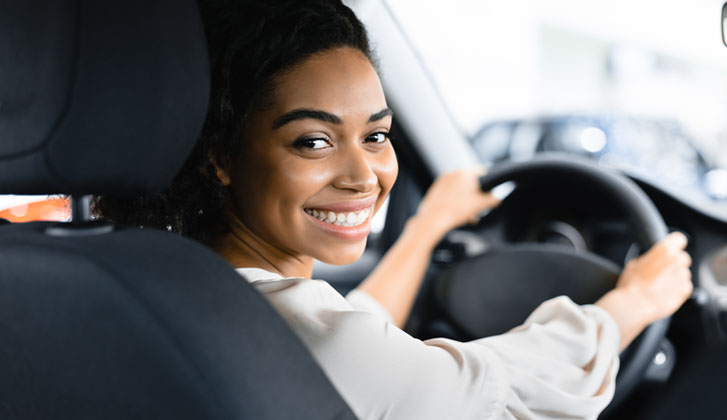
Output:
[387,0,727,207]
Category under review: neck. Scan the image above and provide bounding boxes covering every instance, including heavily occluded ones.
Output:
[213,210,314,278]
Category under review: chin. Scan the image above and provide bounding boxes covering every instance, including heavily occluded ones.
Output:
[314,240,367,266]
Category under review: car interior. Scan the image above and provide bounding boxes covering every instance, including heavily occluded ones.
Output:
[2,0,727,419]
[322,1,727,419]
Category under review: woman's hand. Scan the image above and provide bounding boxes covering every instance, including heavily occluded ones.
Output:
[616,231,694,321]
[413,168,501,242]
[596,231,693,350]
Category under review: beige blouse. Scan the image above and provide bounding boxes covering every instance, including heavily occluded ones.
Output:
[237,267,620,420]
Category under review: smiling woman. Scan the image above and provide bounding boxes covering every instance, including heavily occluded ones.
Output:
[93,0,379,245]
[212,47,398,273]
[93,1,693,419]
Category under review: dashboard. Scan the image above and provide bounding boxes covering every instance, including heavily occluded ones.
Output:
[428,171,727,344]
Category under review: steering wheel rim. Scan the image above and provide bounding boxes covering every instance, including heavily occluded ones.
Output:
[436,153,669,408]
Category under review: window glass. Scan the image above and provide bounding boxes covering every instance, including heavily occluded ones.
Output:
[388,0,727,205]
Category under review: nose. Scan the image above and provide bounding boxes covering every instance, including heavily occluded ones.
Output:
[332,143,377,193]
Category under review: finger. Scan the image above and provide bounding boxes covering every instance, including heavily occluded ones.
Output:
[681,271,694,293]
[668,261,692,276]
[672,268,694,298]
[644,231,688,261]
[478,192,501,209]
[662,264,692,287]
[660,249,692,268]
[663,231,688,251]
[678,251,692,268]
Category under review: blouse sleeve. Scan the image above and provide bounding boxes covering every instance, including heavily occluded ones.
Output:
[252,277,621,420]
[345,288,395,323]
[478,296,620,419]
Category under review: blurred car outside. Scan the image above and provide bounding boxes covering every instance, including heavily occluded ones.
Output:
[470,114,727,212]
[386,0,727,218]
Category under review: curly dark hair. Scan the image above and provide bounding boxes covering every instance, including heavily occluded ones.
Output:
[93,0,374,244]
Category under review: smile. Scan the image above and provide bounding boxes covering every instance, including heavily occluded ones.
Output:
[304,206,372,227]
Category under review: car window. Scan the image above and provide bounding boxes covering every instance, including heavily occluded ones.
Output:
[387,0,727,206]
[0,195,70,222]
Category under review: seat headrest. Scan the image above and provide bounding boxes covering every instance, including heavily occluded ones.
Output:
[0,0,209,196]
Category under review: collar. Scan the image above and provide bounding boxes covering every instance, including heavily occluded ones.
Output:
[235,267,285,283]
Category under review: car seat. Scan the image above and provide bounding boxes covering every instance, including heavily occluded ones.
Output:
[0,0,357,419]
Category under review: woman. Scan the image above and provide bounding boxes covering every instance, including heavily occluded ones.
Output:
[95,0,693,418]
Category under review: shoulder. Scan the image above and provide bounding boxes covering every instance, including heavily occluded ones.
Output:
[235,267,353,326]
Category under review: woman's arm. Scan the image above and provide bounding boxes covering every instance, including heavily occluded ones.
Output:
[356,168,693,338]
[356,169,500,327]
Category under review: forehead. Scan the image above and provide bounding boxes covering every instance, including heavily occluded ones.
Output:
[270,47,387,118]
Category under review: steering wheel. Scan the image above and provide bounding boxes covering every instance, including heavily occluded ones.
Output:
[433,154,669,408]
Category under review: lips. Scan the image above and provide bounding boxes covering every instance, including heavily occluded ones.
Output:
[306,195,378,213]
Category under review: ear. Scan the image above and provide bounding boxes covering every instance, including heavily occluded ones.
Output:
[209,153,232,186]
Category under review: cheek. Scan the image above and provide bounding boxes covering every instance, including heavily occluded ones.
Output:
[269,157,338,228]
[373,148,398,210]
[229,146,297,226]
[278,157,332,188]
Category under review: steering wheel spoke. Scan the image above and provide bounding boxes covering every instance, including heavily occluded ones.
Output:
[436,244,620,338]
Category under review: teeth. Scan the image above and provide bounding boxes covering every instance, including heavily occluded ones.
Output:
[305,206,372,227]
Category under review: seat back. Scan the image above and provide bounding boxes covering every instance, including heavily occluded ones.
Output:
[0,1,356,418]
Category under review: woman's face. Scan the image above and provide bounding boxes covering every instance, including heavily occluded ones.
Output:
[222,47,398,267]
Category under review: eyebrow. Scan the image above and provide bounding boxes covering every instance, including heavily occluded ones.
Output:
[368,108,394,123]
[272,107,393,130]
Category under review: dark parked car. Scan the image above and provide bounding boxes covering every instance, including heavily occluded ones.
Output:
[471,115,727,212]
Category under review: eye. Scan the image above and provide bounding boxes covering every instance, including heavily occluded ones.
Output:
[365,132,390,144]
[293,137,331,150]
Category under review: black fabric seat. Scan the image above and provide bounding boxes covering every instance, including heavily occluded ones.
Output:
[0,1,357,419]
